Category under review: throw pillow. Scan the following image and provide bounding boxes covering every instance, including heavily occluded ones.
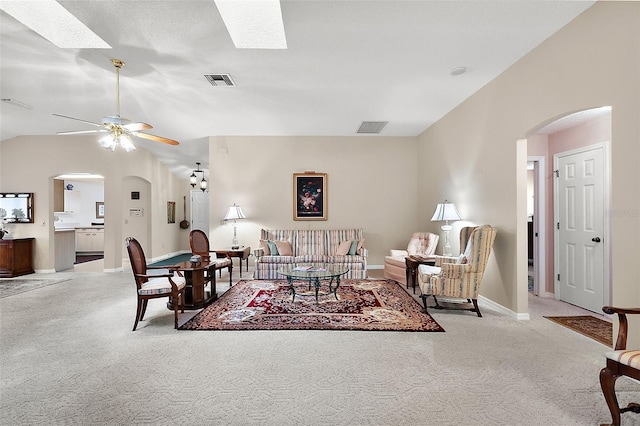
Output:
[259,239,271,256]
[456,253,468,264]
[336,240,352,256]
[356,239,365,252]
[267,240,279,256]
[275,240,293,256]
[348,240,358,255]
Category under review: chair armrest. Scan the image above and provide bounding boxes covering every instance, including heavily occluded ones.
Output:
[390,249,408,257]
[135,272,173,279]
[440,262,473,278]
[435,256,458,267]
[602,306,640,350]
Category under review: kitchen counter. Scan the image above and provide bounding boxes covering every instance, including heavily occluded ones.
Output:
[55,228,75,271]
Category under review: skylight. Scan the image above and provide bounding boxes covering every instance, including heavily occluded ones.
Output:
[0,0,111,49]
[214,0,287,49]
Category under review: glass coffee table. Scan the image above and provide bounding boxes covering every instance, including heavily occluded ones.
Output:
[278,264,349,302]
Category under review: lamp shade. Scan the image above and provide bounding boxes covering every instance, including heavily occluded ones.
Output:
[224,204,246,221]
[431,201,462,222]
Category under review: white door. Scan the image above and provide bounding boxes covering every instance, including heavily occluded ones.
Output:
[190,190,209,235]
[555,144,608,313]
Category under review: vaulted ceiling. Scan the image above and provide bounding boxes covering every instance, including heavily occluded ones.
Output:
[0,0,595,179]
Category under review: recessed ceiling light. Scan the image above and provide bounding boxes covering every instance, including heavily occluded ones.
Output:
[450,67,468,76]
[0,0,111,49]
[214,0,287,49]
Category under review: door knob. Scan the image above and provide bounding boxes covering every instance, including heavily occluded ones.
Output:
[592,237,601,243]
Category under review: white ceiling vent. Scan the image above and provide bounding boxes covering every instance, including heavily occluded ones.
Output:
[204,74,236,87]
[357,121,388,134]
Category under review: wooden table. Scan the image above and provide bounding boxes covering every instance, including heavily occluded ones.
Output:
[405,255,436,294]
[214,246,251,277]
[166,260,218,310]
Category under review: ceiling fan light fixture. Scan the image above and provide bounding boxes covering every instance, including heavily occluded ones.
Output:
[119,134,136,152]
[99,134,117,151]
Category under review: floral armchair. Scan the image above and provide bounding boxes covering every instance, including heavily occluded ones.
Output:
[383,232,439,286]
[417,225,497,317]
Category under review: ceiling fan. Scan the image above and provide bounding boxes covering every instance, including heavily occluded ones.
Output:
[54,58,179,151]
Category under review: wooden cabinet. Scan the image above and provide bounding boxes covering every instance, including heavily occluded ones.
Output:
[0,238,35,277]
[75,228,104,253]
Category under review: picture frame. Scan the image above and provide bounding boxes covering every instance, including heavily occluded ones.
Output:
[167,201,176,224]
[293,172,327,221]
[96,202,104,219]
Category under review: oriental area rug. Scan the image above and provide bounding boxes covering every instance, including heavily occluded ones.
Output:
[545,315,612,347]
[180,279,445,332]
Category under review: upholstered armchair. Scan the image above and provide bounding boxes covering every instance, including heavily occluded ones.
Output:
[600,306,640,426]
[417,225,496,317]
[383,232,439,286]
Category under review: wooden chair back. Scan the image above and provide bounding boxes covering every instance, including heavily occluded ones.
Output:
[126,237,148,287]
[189,229,211,261]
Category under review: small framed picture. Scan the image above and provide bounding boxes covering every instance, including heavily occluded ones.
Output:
[293,172,327,221]
[167,201,176,224]
[96,202,105,218]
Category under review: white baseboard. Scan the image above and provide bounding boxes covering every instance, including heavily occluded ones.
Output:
[479,295,531,321]
[35,269,56,274]
[103,267,123,273]
[367,264,383,270]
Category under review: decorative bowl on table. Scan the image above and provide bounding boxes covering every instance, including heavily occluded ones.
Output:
[189,255,202,265]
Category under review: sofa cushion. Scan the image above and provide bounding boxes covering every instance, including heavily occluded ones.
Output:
[295,255,327,264]
[259,239,271,256]
[267,241,279,255]
[275,240,293,256]
[348,240,358,255]
[259,255,296,264]
[297,230,326,256]
[336,240,352,255]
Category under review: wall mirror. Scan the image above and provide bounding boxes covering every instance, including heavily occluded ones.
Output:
[0,193,34,223]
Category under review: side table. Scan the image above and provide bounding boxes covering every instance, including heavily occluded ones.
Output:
[214,246,251,277]
[405,255,436,294]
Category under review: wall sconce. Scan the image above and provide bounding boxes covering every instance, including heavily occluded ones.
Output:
[189,162,208,192]
[431,199,462,256]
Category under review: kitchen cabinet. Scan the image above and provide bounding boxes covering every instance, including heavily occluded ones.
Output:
[76,228,104,253]
[55,229,75,271]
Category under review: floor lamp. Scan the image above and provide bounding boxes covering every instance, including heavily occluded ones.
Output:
[224,203,246,249]
[431,200,462,256]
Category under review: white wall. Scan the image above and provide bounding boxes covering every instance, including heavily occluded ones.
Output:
[207,135,420,266]
[416,1,640,329]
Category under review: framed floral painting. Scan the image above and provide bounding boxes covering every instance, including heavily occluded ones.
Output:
[293,172,327,221]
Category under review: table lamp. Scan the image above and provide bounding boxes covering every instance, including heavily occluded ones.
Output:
[431,200,462,256]
[224,203,246,249]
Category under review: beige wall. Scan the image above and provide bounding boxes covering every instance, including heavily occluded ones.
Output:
[0,135,190,271]
[207,136,419,266]
[417,1,640,327]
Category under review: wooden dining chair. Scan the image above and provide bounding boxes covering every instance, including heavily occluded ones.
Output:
[126,237,185,331]
[189,229,233,285]
[600,306,640,426]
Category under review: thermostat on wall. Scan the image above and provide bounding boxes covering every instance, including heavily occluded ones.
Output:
[129,208,143,216]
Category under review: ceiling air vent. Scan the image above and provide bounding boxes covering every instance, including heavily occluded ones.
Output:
[357,121,388,134]
[204,74,236,87]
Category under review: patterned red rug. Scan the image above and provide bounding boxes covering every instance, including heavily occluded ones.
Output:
[180,279,444,332]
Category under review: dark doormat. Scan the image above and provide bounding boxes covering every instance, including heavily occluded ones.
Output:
[545,315,612,347]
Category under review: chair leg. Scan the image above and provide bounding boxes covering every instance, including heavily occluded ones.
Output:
[472,299,482,317]
[228,264,233,285]
[133,297,143,331]
[600,367,621,426]
[140,299,148,321]
[173,293,180,330]
[420,294,429,313]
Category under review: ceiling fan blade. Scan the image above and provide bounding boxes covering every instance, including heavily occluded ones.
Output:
[57,129,109,135]
[53,113,104,128]
[122,122,153,131]
[133,132,179,146]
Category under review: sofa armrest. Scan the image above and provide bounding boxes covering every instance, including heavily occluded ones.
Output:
[390,249,408,257]
[359,247,369,257]
[435,255,458,267]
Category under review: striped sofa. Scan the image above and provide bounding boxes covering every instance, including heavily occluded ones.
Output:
[254,228,368,279]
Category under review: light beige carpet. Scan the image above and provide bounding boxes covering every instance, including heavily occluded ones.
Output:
[0,267,635,425]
